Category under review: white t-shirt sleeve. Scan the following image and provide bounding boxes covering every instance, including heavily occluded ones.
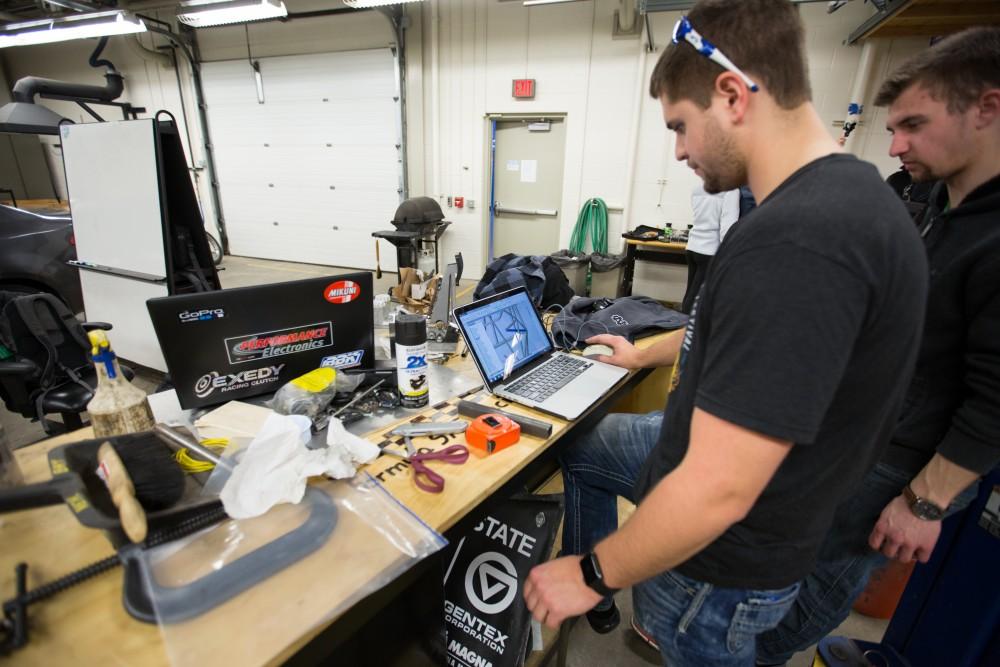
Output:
[719,189,741,241]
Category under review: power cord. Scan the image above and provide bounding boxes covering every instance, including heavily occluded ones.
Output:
[173,438,229,473]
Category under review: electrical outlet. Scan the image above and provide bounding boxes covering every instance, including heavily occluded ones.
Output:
[656,178,668,185]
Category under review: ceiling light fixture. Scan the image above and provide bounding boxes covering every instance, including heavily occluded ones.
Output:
[523,0,586,6]
[342,0,425,8]
[177,0,288,28]
[0,10,146,48]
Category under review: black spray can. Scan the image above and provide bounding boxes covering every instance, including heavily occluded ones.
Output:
[395,314,429,408]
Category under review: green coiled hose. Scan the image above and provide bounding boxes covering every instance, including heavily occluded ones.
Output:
[569,198,609,255]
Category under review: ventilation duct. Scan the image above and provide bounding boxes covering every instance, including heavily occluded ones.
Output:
[0,37,125,135]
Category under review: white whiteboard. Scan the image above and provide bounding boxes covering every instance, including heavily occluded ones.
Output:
[202,49,401,270]
[79,270,168,372]
[61,120,167,279]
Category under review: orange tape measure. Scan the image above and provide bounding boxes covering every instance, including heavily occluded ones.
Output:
[466,414,521,454]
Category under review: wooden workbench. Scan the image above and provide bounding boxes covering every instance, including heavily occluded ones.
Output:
[1,339,670,666]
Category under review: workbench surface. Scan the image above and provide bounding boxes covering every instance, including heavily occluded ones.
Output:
[1,335,670,666]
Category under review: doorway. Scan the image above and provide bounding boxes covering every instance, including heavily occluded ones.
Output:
[488,116,567,260]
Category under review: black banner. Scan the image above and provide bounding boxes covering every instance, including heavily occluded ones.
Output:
[442,494,563,667]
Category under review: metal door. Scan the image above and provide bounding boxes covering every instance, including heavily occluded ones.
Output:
[489,117,566,259]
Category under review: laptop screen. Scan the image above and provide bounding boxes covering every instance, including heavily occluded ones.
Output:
[456,288,552,384]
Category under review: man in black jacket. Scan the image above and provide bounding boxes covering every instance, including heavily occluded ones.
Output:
[758,26,1000,665]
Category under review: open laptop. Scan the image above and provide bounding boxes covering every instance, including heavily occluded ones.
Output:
[147,273,374,409]
[454,287,628,420]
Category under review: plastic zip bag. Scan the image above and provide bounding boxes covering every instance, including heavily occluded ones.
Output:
[269,367,363,421]
[135,474,446,666]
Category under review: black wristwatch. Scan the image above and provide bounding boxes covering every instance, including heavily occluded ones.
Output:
[580,552,619,597]
[902,484,946,521]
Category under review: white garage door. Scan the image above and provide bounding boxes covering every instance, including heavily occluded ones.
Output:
[202,48,402,270]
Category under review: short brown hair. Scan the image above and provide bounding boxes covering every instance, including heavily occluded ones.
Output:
[874,27,1000,112]
[649,0,811,110]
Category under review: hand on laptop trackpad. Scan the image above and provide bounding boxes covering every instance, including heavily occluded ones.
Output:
[583,344,613,359]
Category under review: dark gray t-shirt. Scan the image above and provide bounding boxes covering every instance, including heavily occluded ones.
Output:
[634,154,928,590]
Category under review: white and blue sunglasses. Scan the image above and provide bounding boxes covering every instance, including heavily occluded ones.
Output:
[672,16,759,93]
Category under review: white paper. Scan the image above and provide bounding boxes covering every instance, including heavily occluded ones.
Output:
[506,159,520,172]
[520,159,538,183]
[147,389,184,424]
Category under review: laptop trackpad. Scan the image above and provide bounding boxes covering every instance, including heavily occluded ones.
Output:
[536,361,627,420]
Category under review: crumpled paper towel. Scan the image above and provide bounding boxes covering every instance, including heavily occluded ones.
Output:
[322,417,382,478]
[220,413,382,519]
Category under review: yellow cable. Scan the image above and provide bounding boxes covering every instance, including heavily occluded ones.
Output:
[173,438,230,474]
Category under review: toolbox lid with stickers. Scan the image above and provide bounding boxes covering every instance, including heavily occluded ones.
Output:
[146,273,374,409]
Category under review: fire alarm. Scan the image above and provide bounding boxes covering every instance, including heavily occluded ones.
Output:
[454,196,464,209]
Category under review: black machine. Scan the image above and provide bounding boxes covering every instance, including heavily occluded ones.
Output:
[372,197,451,280]
[147,273,375,409]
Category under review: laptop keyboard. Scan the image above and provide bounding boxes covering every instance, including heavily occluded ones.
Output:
[505,355,592,403]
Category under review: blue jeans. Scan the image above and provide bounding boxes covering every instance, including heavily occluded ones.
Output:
[560,411,662,556]
[756,462,979,665]
[560,411,803,666]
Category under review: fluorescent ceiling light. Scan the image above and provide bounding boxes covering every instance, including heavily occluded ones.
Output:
[0,10,146,48]
[342,0,424,8]
[523,0,585,6]
[177,0,287,28]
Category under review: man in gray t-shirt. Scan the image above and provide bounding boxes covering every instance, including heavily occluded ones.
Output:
[682,182,739,313]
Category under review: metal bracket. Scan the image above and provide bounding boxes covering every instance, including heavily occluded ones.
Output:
[613,8,642,38]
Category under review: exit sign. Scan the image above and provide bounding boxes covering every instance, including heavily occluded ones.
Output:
[512,79,535,99]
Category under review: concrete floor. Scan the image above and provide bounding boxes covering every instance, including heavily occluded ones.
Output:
[1,254,889,665]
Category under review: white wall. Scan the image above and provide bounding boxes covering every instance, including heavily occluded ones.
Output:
[1,0,937,287]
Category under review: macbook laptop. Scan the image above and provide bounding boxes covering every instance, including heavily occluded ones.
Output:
[147,273,374,409]
[454,287,628,420]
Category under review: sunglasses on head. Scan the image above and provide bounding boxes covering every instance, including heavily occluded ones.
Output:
[672,16,759,93]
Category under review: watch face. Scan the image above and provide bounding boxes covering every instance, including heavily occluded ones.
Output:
[582,553,600,586]
[913,499,945,521]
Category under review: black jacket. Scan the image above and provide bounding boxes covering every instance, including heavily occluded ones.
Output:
[884,173,1000,476]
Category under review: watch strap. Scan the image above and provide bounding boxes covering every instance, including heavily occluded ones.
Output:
[581,552,619,597]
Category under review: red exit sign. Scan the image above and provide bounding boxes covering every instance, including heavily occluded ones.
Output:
[512,79,535,99]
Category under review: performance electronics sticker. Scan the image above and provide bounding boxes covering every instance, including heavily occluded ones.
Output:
[225,322,333,364]
[178,308,225,323]
[324,280,361,304]
[320,349,365,369]
[194,364,285,399]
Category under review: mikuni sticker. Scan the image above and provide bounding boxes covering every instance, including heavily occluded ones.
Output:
[194,364,285,399]
[225,322,332,364]
[178,308,225,323]
[324,280,361,304]
[320,349,365,369]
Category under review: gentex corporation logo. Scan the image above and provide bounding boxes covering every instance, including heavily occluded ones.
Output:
[324,280,361,304]
[225,322,333,364]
